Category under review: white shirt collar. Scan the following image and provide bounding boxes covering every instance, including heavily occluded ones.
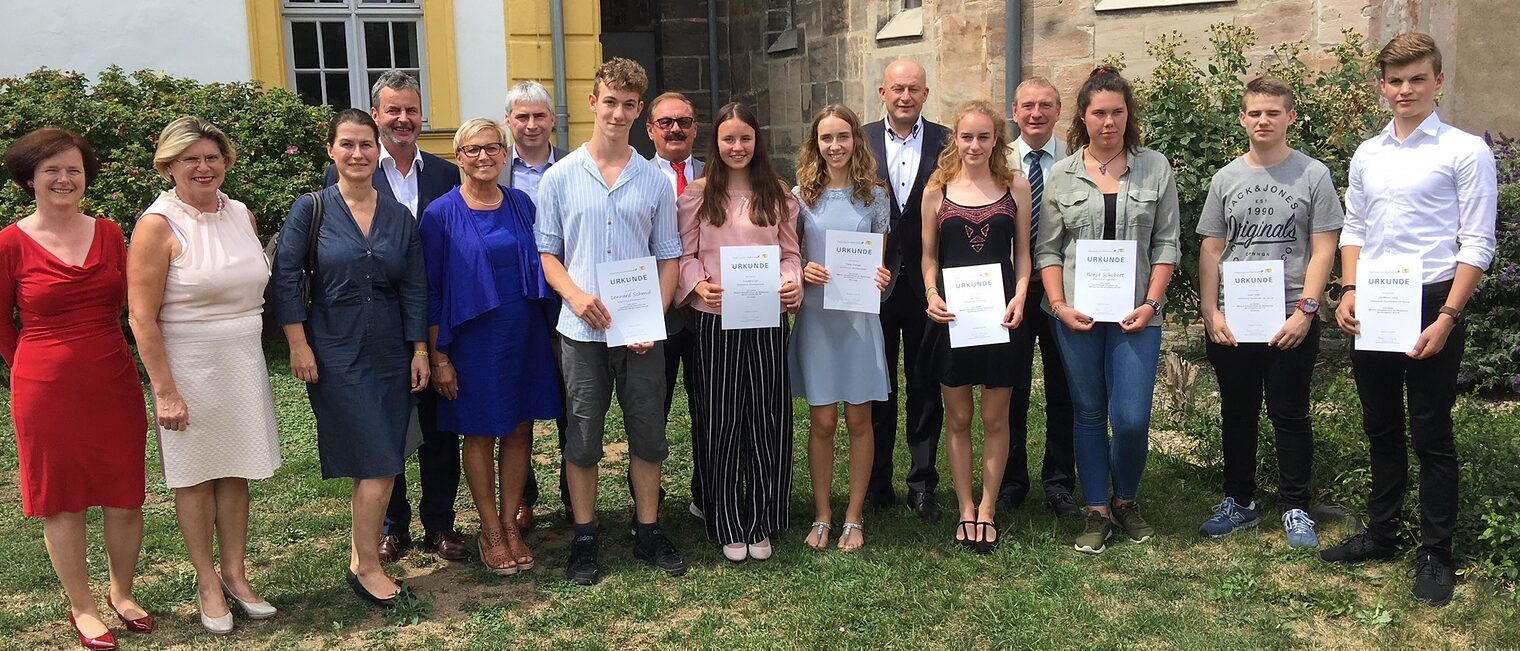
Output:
[512,145,556,168]
[379,143,425,173]
[654,154,695,171]
[886,116,924,143]
[1379,111,1445,145]
[1016,134,1060,161]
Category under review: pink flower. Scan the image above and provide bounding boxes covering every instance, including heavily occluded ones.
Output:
[110,192,122,200]
[285,145,299,154]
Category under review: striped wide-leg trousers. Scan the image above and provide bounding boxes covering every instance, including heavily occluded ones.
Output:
[691,311,794,545]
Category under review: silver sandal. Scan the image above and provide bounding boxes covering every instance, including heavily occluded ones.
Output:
[838,521,865,552]
[806,521,832,549]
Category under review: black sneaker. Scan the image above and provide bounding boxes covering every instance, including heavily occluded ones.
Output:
[1318,530,1398,564]
[1411,552,1455,606]
[633,526,689,577]
[1047,493,1081,519]
[565,533,601,585]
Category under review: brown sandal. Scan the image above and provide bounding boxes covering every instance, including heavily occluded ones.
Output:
[478,530,518,576]
[502,523,535,571]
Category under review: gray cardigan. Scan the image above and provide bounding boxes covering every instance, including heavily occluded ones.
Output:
[1033,146,1181,327]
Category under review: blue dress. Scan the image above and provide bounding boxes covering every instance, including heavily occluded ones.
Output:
[787,186,891,406]
[420,188,561,436]
[272,185,427,479]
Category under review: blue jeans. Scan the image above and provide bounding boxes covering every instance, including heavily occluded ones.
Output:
[1050,319,1162,507]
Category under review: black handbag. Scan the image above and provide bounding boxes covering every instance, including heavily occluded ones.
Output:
[262,191,323,340]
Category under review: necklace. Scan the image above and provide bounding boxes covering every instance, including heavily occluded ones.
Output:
[1087,148,1124,176]
[463,186,503,209]
[171,188,225,214]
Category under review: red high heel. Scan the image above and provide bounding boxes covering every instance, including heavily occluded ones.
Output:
[106,595,155,633]
[68,613,117,650]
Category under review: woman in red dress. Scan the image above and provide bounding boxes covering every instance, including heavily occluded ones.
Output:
[1,129,153,650]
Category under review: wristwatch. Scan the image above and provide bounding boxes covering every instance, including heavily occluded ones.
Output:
[1296,297,1320,315]
[1143,298,1162,314]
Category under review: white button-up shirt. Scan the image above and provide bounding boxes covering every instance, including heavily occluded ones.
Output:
[379,144,425,217]
[883,117,924,213]
[1341,112,1498,284]
[1013,135,1063,177]
[652,154,696,196]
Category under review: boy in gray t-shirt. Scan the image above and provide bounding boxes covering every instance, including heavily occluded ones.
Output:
[1194,77,1342,550]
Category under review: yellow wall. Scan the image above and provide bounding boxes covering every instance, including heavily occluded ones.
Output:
[504,0,602,147]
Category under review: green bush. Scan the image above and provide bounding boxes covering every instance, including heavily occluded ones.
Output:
[0,67,332,237]
[1459,134,1520,394]
[1113,25,1388,323]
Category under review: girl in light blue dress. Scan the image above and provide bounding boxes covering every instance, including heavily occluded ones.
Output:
[787,104,891,552]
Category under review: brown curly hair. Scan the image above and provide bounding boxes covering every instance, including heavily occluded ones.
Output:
[795,104,884,208]
[926,100,1020,193]
[593,57,649,96]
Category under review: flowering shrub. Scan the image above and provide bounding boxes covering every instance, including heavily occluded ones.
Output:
[0,67,332,237]
[1459,135,1520,394]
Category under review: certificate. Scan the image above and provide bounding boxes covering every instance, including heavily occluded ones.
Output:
[823,230,884,314]
[942,263,1009,349]
[1222,260,1287,343]
[1073,240,1137,322]
[596,256,667,347]
[1355,256,1421,353]
[720,245,781,330]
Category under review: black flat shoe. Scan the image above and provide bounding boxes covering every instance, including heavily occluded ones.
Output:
[345,569,400,609]
[974,521,1000,556]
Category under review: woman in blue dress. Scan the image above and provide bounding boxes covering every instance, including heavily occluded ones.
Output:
[787,105,891,552]
[419,119,561,576]
[272,109,429,608]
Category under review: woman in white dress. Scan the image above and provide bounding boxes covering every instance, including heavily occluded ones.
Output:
[127,116,281,635]
[787,105,891,552]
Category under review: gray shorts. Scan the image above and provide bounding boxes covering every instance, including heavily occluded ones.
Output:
[559,337,670,468]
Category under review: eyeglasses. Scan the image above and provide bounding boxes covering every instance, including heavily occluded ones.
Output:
[457,143,505,157]
[176,154,224,167]
[653,117,695,130]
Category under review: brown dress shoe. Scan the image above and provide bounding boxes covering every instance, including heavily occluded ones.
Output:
[377,534,410,563]
[513,504,535,533]
[422,530,470,561]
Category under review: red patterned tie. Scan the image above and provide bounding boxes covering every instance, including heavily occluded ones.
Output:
[671,160,687,195]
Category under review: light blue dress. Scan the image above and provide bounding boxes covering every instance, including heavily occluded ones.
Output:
[787,185,891,406]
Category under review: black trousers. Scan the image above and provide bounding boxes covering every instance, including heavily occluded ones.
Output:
[664,324,701,502]
[383,389,460,537]
[1204,318,1319,511]
[869,276,945,497]
[1350,282,1463,559]
[999,280,1077,503]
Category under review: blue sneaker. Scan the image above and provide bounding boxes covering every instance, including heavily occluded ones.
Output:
[1282,508,1320,549]
[1198,497,1259,538]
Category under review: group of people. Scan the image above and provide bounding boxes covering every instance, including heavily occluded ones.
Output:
[0,32,1496,649]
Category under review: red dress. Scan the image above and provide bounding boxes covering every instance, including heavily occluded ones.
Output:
[0,219,147,517]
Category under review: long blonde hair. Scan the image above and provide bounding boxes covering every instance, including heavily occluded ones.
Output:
[795,104,884,208]
[926,100,1020,193]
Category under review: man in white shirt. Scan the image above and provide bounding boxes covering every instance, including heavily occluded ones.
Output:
[324,70,465,564]
[499,80,569,202]
[998,78,1078,519]
[1324,33,1498,608]
[645,91,706,519]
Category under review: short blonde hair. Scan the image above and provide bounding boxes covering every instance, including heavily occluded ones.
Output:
[593,57,649,96]
[153,116,236,178]
[452,118,508,151]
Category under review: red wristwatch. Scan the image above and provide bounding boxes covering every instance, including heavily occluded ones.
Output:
[1296,297,1320,315]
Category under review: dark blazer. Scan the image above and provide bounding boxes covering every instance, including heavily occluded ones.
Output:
[499,145,570,189]
[864,117,949,300]
[324,148,460,218]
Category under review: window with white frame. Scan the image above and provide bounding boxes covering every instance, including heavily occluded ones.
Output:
[283,0,426,111]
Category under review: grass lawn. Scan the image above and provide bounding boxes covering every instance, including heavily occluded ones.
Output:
[2,346,1518,650]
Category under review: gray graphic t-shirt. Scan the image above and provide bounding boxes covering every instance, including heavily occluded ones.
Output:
[1197,150,1344,314]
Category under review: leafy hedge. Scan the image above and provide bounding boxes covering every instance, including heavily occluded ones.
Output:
[1460,135,1520,394]
[0,67,332,237]
[1109,25,1388,323]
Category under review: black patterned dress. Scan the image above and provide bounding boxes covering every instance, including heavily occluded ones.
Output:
[922,191,1025,388]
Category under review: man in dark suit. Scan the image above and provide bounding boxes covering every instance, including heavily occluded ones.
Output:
[646,91,705,519]
[325,69,463,562]
[864,58,950,522]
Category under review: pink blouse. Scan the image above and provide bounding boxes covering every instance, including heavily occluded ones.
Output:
[676,185,802,314]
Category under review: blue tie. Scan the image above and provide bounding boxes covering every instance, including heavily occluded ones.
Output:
[1024,149,1044,241]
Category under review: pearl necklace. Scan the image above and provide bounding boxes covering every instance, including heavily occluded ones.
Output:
[172,188,225,214]
[463,186,504,209]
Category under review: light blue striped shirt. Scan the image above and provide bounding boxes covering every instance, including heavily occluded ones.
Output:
[536,144,681,342]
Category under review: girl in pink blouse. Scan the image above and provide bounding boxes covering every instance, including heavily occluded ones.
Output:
[676,102,801,562]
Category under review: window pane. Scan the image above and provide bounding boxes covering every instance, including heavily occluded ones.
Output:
[392,23,418,69]
[364,21,391,68]
[292,22,320,69]
[321,21,348,68]
[326,72,352,109]
[295,72,324,105]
